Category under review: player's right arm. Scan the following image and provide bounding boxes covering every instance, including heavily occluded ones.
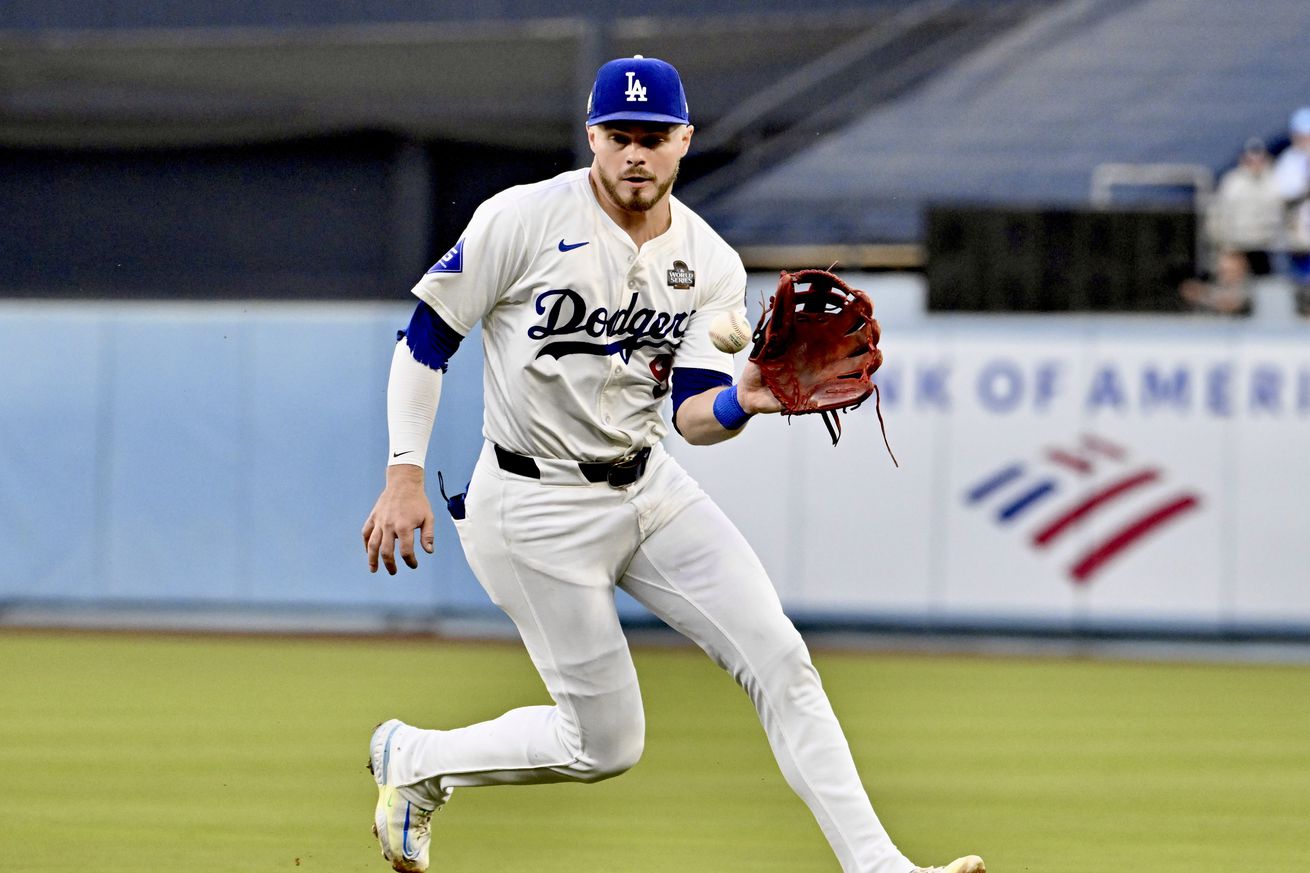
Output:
[362,304,464,575]
[363,193,524,574]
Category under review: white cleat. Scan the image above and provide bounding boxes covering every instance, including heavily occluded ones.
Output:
[913,855,986,873]
[368,719,451,873]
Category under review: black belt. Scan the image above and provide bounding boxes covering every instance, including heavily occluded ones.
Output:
[494,444,651,487]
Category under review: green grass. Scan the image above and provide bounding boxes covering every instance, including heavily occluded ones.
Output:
[1,631,1307,872]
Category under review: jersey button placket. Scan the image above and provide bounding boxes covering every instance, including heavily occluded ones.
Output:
[602,255,642,434]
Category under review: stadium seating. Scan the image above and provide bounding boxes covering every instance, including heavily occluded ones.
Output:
[697,0,1310,244]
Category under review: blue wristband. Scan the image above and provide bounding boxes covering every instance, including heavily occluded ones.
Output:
[712,385,753,431]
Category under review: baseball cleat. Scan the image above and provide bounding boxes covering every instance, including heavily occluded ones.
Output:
[368,719,451,873]
[912,855,986,873]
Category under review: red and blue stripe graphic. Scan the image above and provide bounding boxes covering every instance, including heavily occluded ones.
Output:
[964,434,1201,583]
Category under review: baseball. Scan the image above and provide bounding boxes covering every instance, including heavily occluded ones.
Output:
[709,311,752,354]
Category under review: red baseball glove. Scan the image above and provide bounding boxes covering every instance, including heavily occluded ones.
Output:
[749,269,894,461]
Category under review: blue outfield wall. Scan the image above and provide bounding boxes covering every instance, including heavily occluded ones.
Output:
[5,294,1310,638]
[0,301,492,618]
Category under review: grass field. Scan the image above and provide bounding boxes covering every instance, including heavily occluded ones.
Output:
[1,631,1307,872]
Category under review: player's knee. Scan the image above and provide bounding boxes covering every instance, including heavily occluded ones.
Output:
[769,639,844,727]
[575,724,644,782]
[736,629,829,714]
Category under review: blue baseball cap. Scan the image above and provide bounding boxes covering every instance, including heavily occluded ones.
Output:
[586,55,690,126]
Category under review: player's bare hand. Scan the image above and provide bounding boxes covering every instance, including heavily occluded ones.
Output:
[362,464,436,575]
[738,360,783,415]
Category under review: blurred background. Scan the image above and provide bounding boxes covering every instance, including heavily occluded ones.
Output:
[4,0,1310,646]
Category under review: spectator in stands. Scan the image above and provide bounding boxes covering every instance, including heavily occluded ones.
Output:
[1179,248,1253,315]
[1273,106,1310,313]
[1206,137,1282,276]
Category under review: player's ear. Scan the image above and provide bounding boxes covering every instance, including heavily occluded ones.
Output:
[677,124,694,157]
[586,124,601,155]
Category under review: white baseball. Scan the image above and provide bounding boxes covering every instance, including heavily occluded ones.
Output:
[709,311,752,354]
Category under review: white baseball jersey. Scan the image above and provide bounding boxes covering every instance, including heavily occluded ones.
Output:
[409,168,747,462]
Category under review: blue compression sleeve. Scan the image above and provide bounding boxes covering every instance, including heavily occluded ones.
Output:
[671,367,734,436]
[399,301,465,371]
[672,367,733,417]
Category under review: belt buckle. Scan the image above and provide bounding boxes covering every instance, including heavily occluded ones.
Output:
[606,451,646,488]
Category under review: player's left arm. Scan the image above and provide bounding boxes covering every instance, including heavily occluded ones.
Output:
[669,258,782,444]
[673,362,781,445]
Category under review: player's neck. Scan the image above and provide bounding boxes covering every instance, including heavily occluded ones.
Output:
[588,170,673,248]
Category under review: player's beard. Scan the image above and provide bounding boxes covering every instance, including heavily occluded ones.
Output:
[600,162,679,213]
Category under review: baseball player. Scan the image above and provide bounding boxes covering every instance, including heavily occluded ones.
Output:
[361,55,984,873]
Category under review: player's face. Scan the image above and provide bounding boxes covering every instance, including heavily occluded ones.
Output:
[588,122,693,214]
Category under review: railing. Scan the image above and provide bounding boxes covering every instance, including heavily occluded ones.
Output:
[1091,162,1215,267]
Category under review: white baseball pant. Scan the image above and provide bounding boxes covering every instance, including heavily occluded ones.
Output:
[384,440,914,873]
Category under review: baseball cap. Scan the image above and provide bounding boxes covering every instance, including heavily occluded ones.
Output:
[586,55,690,126]
[1291,106,1310,136]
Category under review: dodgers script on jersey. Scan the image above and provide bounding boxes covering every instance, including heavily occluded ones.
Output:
[410,168,747,462]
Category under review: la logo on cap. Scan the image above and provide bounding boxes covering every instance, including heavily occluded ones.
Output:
[624,71,647,103]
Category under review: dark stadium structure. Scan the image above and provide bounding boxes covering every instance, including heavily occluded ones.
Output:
[4,0,1308,306]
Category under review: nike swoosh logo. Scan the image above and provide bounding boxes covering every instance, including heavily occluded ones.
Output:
[558,239,590,252]
[392,451,413,458]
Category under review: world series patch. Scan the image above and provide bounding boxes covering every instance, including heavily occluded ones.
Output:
[666,260,695,289]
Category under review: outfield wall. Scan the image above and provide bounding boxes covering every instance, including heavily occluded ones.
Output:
[2,278,1308,636]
